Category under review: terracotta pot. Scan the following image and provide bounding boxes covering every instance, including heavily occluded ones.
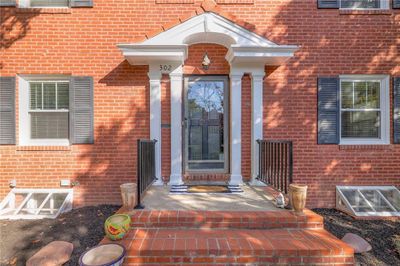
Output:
[120,183,136,210]
[289,184,308,214]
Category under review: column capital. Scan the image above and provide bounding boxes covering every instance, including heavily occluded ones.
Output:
[251,73,265,82]
[229,71,244,80]
[148,71,162,81]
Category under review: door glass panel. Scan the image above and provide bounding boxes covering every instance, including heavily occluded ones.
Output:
[186,79,226,171]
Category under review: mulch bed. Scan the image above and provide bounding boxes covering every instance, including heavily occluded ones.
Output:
[0,204,120,266]
[313,208,400,266]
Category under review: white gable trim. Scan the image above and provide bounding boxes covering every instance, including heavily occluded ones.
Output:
[117,12,299,66]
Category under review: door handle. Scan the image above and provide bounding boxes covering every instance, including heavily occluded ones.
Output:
[182,118,188,128]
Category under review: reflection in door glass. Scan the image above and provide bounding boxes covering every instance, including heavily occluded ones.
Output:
[187,80,225,170]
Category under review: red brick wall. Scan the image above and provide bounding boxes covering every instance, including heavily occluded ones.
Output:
[1,0,399,207]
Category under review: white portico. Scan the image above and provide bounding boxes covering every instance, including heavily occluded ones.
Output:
[118,12,298,186]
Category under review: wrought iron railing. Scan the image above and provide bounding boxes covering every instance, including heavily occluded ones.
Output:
[136,139,157,209]
[257,140,293,194]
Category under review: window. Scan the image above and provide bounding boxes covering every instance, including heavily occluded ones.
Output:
[19,77,71,146]
[336,186,400,217]
[29,81,69,140]
[19,0,69,8]
[339,76,389,145]
[340,0,389,9]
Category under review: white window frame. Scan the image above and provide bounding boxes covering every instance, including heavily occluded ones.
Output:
[339,75,390,145]
[339,0,389,10]
[19,0,70,8]
[18,75,71,146]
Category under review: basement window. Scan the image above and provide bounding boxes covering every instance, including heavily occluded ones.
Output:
[0,188,73,219]
[336,186,400,217]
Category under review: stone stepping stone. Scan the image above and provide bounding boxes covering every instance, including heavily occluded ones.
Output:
[342,233,372,253]
[26,241,73,266]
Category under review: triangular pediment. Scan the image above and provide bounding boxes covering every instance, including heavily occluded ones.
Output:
[140,12,277,48]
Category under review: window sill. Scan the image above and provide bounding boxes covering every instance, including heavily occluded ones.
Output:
[339,9,392,15]
[339,144,392,150]
[17,146,72,151]
[16,8,71,14]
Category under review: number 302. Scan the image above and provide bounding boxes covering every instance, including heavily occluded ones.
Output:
[159,64,172,72]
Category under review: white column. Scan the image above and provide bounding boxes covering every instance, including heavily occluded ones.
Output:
[229,73,244,185]
[250,73,266,186]
[148,66,163,185]
[169,66,184,185]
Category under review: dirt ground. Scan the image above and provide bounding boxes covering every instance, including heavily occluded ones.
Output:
[313,208,400,266]
[1,205,398,265]
[0,204,120,266]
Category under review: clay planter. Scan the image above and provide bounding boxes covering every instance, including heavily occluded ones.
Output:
[289,184,308,214]
[79,243,126,266]
[120,183,137,211]
[104,214,131,241]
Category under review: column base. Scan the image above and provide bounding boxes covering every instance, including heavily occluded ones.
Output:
[249,178,267,186]
[152,177,164,186]
[168,174,184,186]
[229,174,243,185]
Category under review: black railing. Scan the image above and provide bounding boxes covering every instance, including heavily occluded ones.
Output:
[257,140,293,194]
[135,139,157,209]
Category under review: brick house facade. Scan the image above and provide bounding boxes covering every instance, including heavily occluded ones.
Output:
[1,0,399,208]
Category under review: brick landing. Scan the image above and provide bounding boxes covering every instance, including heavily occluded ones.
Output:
[101,209,354,265]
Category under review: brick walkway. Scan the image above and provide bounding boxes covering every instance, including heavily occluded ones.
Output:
[101,209,354,265]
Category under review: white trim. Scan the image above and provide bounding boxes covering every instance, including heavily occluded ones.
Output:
[18,76,71,146]
[250,72,265,185]
[339,75,390,145]
[339,0,389,10]
[148,65,163,185]
[169,66,184,186]
[229,71,244,185]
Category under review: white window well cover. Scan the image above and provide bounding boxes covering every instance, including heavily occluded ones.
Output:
[0,188,73,220]
[336,186,400,217]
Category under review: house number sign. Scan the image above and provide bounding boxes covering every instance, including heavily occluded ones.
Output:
[160,64,172,73]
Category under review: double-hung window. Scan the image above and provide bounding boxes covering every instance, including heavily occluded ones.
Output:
[29,81,69,140]
[19,0,69,8]
[339,76,390,144]
[340,0,389,9]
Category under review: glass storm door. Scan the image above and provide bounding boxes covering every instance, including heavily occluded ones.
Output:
[184,76,229,172]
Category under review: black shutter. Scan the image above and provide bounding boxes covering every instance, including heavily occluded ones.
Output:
[394,0,400,8]
[0,0,16,6]
[0,77,16,145]
[70,76,94,144]
[394,77,400,144]
[318,0,339,8]
[318,77,340,144]
[70,0,93,7]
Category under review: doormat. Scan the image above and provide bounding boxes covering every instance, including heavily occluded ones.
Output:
[170,185,243,194]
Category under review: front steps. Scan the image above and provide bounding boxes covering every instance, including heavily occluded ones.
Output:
[130,210,324,230]
[102,210,354,265]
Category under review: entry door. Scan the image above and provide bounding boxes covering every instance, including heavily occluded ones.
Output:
[184,76,229,172]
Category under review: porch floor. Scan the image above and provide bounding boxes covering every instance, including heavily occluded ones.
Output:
[141,184,278,211]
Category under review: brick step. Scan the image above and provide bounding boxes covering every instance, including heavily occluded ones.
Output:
[118,228,354,265]
[130,209,324,230]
